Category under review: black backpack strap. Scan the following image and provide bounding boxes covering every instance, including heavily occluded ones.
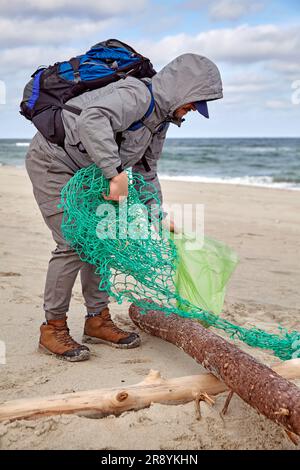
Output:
[115,132,124,151]
[127,83,154,131]
[62,103,82,115]
[115,132,150,173]
[140,155,151,172]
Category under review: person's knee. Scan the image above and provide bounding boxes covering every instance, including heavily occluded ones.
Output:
[51,244,77,258]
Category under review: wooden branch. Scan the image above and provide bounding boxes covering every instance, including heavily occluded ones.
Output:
[0,362,300,423]
[129,304,300,436]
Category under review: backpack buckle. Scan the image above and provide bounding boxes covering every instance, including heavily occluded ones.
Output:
[116,72,127,79]
[73,71,81,83]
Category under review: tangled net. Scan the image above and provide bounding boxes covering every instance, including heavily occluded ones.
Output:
[60,164,300,360]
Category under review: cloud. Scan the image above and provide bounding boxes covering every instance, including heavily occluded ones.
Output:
[0,17,117,49]
[221,72,277,107]
[182,0,265,21]
[268,61,300,80]
[2,22,299,89]
[182,0,209,9]
[1,46,78,80]
[209,0,264,22]
[1,10,299,70]
[1,18,299,121]
[225,76,273,94]
[265,99,293,109]
[0,0,148,18]
[136,24,300,67]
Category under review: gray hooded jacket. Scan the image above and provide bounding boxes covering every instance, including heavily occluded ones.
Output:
[58,53,223,203]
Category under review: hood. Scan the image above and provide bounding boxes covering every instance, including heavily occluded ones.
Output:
[144,53,223,130]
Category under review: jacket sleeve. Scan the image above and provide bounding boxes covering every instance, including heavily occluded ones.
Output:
[77,80,151,179]
[132,123,169,218]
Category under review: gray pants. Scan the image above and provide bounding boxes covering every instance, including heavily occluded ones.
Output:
[25,133,109,321]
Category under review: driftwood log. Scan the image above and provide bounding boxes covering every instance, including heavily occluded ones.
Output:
[129,304,300,437]
[0,363,300,424]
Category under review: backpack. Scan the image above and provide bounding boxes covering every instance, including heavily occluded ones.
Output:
[20,39,156,148]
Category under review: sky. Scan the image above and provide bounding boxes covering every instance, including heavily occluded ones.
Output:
[0,0,299,138]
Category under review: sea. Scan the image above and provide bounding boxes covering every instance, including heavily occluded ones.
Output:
[1,137,300,190]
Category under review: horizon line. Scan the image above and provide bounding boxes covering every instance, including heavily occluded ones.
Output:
[1,136,299,140]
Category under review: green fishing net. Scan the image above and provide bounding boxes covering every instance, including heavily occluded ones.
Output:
[60,164,300,360]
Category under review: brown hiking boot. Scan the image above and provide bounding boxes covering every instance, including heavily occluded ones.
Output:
[39,318,90,362]
[82,308,141,349]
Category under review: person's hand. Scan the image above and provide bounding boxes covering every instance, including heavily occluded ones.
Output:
[103,172,128,202]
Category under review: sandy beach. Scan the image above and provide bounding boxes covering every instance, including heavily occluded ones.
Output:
[0,165,300,450]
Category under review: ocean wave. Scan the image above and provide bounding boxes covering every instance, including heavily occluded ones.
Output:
[15,142,30,147]
[0,162,25,169]
[158,174,300,190]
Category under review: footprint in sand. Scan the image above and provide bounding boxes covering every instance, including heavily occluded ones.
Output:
[121,358,152,365]
[0,272,21,277]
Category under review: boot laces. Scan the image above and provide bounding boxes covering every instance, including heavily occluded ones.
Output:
[102,311,129,336]
[54,326,81,348]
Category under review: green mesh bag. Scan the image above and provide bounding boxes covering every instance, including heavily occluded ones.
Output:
[174,234,239,315]
[59,164,300,360]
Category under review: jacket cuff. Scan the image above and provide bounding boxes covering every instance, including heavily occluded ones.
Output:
[100,164,122,179]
